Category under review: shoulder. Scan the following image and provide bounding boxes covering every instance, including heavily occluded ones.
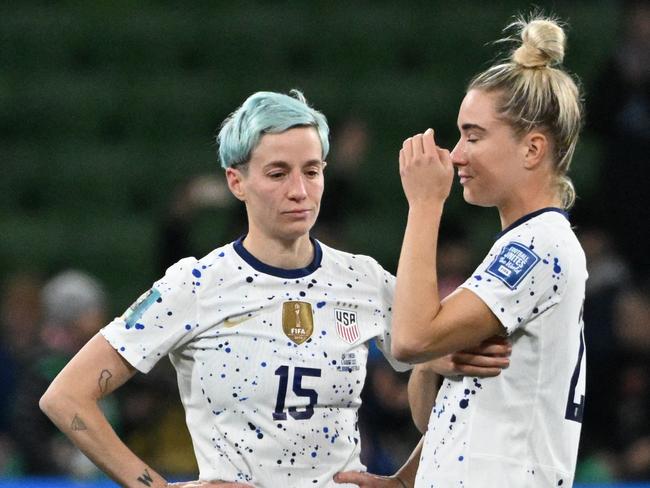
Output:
[318,241,394,280]
[494,211,583,262]
[480,212,584,292]
[155,242,239,294]
[169,242,238,276]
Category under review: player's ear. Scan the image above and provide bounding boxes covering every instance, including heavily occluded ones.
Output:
[225,167,246,201]
[522,131,548,170]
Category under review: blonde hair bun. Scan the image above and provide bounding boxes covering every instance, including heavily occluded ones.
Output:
[513,18,566,68]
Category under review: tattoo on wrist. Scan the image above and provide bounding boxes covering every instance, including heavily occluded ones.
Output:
[71,414,88,431]
[98,369,113,395]
[137,468,153,486]
[395,475,408,488]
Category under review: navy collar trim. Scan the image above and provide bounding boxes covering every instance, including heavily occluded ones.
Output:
[233,236,322,278]
[495,207,569,241]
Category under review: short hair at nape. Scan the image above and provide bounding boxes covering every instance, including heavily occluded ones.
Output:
[217,89,330,169]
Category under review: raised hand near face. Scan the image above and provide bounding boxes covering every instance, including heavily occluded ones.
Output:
[399,128,454,207]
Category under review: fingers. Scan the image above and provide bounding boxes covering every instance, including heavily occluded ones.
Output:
[451,352,510,369]
[461,343,511,356]
[426,355,457,377]
[411,133,422,155]
[401,137,413,161]
[462,337,512,357]
[422,128,437,154]
[482,335,511,345]
[402,129,437,158]
[169,481,255,488]
[334,471,374,486]
[436,146,452,167]
[453,364,504,377]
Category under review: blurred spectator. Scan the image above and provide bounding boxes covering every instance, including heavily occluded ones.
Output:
[579,227,631,439]
[579,0,650,480]
[158,174,239,273]
[612,280,650,480]
[8,269,199,479]
[0,272,43,365]
[10,270,111,477]
[0,272,43,475]
[575,238,650,482]
[313,114,371,248]
[574,227,631,481]
[587,0,650,281]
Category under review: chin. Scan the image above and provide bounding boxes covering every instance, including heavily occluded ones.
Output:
[462,188,478,205]
[283,222,316,241]
[462,189,491,208]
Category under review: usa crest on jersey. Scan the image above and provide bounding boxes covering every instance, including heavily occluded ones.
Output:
[335,308,360,344]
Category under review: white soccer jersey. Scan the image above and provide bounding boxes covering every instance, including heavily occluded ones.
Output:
[416,208,587,488]
[101,237,408,488]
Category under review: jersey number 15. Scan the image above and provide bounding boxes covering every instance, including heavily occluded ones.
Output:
[273,365,321,421]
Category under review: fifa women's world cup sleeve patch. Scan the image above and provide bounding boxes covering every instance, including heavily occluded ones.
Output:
[122,288,162,329]
[486,241,540,289]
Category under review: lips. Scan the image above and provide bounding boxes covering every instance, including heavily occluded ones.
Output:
[283,209,312,217]
[458,173,473,185]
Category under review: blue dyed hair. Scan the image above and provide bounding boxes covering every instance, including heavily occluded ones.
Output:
[217,89,330,169]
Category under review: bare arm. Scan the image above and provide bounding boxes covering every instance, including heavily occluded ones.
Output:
[39,334,253,488]
[408,336,511,432]
[392,130,504,363]
[407,365,441,434]
[39,333,168,488]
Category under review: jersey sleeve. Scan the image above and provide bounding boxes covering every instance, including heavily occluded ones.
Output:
[100,257,202,373]
[460,238,569,336]
[371,267,412,372]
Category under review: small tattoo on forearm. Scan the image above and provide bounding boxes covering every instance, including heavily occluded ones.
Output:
[71,414,88,431]
[98,369,113,395]
[137,468,153,486]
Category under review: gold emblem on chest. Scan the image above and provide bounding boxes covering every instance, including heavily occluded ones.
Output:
[282,301,314,344]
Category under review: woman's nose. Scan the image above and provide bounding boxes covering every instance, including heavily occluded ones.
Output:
[287,172,308,200]
[450,141,467,166]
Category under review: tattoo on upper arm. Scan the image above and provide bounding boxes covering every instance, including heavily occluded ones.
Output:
[137,468,154,486]
[98,369,113,395]
[71,414,88,431]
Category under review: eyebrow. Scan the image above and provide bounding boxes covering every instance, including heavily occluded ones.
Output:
[263,159,323,170]
[460,123,487,132]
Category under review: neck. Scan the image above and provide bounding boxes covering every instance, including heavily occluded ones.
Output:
[497,189,562,230]
[242,232,314,269]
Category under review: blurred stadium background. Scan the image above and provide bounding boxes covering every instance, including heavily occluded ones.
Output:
[1,0,648,486]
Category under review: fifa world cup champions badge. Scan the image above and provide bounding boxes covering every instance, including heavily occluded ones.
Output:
[282,301,314,344]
